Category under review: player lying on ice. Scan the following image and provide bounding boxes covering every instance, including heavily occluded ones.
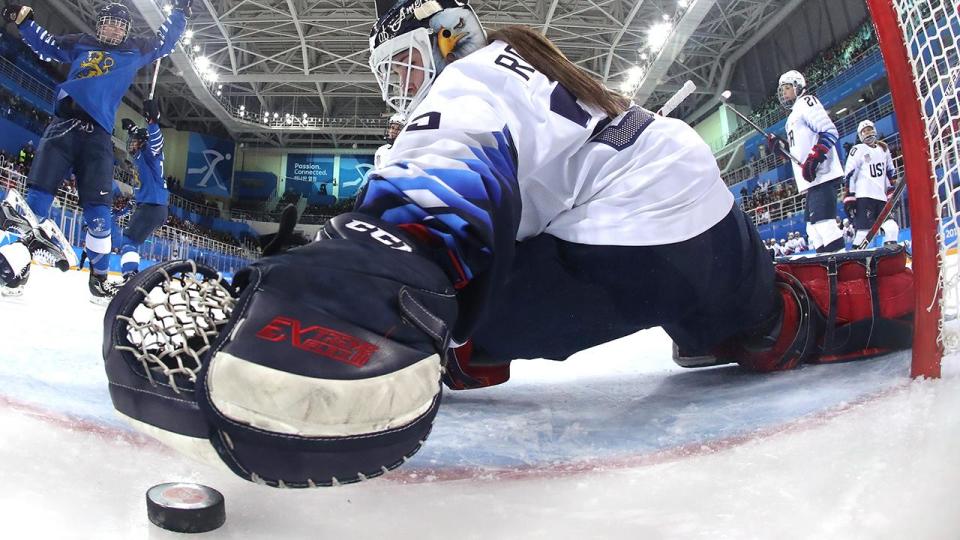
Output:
[101,0,915,488]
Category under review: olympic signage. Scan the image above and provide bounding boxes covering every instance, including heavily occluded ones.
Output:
[185,133,235,197]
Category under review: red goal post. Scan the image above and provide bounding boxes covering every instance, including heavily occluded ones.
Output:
[866,0,960,378]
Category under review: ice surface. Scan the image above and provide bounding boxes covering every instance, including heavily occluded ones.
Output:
[1,265,959,539]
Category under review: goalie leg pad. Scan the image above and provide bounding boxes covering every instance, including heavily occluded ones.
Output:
[732,270,819,372]
[777,245,913,363]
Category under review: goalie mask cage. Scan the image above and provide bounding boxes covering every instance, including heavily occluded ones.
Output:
[866,0,959,378]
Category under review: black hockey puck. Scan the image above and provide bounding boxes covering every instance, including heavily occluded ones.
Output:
[146,482,226,533]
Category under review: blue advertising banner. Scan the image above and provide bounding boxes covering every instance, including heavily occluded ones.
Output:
[185,133,235,197]
[338,155,375,199]
[286,154,335,197]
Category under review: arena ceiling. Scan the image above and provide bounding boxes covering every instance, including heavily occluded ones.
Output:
[46,0,800,148]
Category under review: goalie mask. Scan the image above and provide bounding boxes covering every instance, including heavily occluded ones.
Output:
[858,120,878,146]
[777,70,806,110]
[369,0,486,116]
[97,2,132,46]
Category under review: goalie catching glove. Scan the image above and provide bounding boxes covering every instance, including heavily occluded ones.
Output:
[103,213,458,487]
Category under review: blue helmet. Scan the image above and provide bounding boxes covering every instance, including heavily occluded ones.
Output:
[96,2,132,45]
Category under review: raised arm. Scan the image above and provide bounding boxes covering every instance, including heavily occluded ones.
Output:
[2,5,74,63]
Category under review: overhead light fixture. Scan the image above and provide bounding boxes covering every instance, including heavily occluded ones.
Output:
[834,107,848,115]
[647,22,672,51]
[620,65,645,92]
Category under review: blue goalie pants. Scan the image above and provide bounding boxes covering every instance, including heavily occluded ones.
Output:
[470,205,778,362]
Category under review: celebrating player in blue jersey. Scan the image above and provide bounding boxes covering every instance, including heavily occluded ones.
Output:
[118,99,168,280]
[0,1,188,301]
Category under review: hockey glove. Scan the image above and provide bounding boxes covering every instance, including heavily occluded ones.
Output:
[143,99,160,124]
[843,189,856,220]
[765,134,791,160]
[801,144,829,182]
[103,214,458,487]
[120,118,136,133]
[1,4,33,25]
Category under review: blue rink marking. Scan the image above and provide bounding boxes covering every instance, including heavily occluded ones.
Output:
[0,348,911,471]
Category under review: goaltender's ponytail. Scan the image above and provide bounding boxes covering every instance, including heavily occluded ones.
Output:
[487,26,631,118]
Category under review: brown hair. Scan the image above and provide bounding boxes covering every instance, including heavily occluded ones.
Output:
[486,26,631,118]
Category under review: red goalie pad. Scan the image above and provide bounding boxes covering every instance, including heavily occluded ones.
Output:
[776,245,914,362]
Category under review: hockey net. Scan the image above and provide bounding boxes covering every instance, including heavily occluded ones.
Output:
[867,0,960,377]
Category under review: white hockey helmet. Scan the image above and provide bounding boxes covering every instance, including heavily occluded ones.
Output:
[777,70,806,110]
[369,0,487,116]
[857,119,878,145]
[385,112,406,142]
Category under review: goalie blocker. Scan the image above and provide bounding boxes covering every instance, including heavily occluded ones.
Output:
[676,245,914,370]
[103,213,457,487]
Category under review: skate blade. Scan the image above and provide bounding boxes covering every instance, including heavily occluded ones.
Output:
[1,287,24,297]
[89,295,113,306]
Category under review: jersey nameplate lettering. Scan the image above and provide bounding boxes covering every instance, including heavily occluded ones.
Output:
[494,45,535,81]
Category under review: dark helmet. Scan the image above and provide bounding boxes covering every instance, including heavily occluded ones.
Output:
[122,118,147,155]
[96,2,132,46]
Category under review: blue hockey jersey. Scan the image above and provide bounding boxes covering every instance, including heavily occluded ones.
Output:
[132,123,168,206]
[17,11,186,132]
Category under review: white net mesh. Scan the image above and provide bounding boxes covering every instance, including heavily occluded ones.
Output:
[116,263,236,393]
[892,0,960,353]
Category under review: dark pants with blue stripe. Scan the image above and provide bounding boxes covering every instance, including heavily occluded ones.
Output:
[123,203,168,244]
[470,205,777,363]
[28,118,114,207]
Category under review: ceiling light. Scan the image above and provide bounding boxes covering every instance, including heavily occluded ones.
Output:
[647,22,672,51]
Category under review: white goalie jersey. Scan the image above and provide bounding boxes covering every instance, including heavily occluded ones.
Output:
[785,94,844,192]
[366,40,733,249]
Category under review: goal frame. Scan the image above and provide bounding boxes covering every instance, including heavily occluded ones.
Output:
[866,0,943,378]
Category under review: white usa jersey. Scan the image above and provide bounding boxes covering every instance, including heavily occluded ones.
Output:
[844,143,895,202]
[370,40,733,249]
[785,94,843,192]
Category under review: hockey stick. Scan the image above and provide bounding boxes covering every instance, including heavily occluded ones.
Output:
[718,90,804,166]
[148,59,161,100]
[856,177,907,249]
[658,80,696,117]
